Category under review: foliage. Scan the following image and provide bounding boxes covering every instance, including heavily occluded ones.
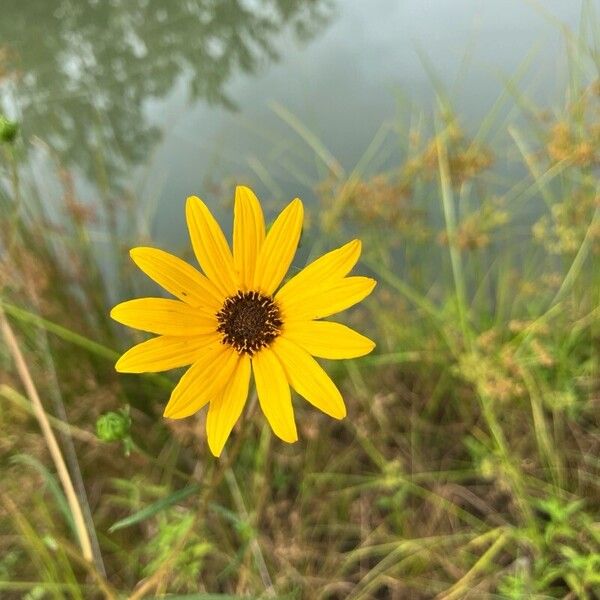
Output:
[1,6,599,600]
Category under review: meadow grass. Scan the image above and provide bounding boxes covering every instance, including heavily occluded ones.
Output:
[1,24,599,600]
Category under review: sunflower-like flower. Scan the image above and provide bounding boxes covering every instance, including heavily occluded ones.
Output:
[111,187,376,456]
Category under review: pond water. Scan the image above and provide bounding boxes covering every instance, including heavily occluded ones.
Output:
[0,0,586,248]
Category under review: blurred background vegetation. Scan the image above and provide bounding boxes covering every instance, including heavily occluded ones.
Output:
[0,1,599,598]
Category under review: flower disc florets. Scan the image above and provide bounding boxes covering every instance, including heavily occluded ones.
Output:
[216,290,282,355]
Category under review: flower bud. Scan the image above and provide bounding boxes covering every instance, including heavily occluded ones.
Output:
[96,407,131,442]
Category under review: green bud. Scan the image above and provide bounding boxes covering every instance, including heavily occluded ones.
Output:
[0,115,18,143]
[96,407,131,442]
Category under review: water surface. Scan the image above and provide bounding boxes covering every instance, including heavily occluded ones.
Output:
[0,0,586,247]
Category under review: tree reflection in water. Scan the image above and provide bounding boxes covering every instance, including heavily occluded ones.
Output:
[0,0,333,184]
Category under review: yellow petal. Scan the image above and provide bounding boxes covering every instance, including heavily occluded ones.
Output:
[252,348,297,443]
[279,276,376,322]
[252,198,303,295]
[206,354,251,457]
[233,186,265,290]
[116,333,220,373]
[282,321,375,359]
[163,343,239,419]
[186,196,239,297]
[272,337,346,419]
[130,247,223,310]
[276,239,361,306]
[110,298,217,336]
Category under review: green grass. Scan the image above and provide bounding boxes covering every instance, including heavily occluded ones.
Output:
[1,20,600,600]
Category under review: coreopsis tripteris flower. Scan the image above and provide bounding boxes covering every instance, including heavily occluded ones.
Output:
[111,187,376,456]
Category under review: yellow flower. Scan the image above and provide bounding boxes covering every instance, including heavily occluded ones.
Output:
[111,186,376,456]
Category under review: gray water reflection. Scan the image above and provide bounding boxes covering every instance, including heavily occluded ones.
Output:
[146,0,585,244]
[0,0,587,249]
[0,0,333,185]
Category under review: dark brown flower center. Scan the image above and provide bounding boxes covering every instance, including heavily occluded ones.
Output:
[216,290,282,355]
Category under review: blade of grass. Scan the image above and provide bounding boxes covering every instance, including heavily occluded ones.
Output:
[550,204,600,305]
[224,469,275,597]
[1,384,96,443]
[270,102,344,179]
[436,118,471,347]
[109,483,202,533]
[0,308,95,564]
[0,300,118,361]
[10,454,76,538]
[323,122,394,229]
[0,300,172,389]
[1,494,75,600]
[472,45,540,146]
[509,125,560,208]
[434,529,510,600]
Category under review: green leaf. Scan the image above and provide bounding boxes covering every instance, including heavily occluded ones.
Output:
[108,484,201,533]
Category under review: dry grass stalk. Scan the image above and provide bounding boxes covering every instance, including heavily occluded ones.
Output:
[0,307,94,564]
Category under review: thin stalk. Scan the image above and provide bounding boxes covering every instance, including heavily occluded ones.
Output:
[508,125,558,209]
[0,309,94,564]
[0,385,96,443]
[520,367,562,488]
[435,529,510,600]
[225,469,275,597]
[270,102,344,179]
[436,123,471,347]
[551,204,600,306]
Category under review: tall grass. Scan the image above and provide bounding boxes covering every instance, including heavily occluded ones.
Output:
[1,19,599,600]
